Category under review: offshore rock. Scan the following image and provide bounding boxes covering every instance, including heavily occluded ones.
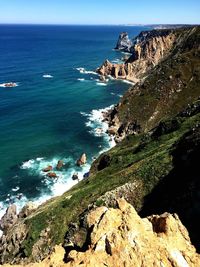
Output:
[115,32,133,52]
[56,160,64,170]
[42,166,53,172]
[76,153,87,166]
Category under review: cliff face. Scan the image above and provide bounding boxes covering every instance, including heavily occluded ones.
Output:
[105,26,200,142]
[3,199,200,267]
[1,26,200,265]
[97,29,176,82]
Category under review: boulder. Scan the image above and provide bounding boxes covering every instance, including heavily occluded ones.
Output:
[47,172,57,178]
[76,153,87,166]
[42,166,53,172]
[56,160,64,170]
[72,173,79,181]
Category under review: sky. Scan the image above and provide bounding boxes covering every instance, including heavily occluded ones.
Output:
[0,0,199,25]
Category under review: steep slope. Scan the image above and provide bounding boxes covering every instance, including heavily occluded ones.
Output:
[105,26,200,142]
[3,199,200,267]
[1,98,200,264]
[0,26,200,264]
[97,28,176,82]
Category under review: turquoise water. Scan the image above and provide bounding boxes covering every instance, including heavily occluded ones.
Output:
[0,25,149,214]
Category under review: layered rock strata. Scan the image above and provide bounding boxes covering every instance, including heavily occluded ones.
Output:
[97,29,176,82]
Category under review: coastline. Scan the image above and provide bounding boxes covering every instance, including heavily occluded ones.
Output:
[0,103,117,229]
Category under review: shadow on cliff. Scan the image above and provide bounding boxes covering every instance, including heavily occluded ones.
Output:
[140,126,200,252]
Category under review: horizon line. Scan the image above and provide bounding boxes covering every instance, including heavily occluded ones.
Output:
[0,22,199,26]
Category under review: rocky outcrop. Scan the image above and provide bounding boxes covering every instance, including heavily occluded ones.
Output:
[103,26,200,142]
[4,199,199,267]
[0,205,18,233]
[115,32,133,52]
[64,199,200,267]
[97,29,176,82]
[76,153,87,166]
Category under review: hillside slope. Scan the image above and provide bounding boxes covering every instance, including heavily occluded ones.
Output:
[0,26,200,264]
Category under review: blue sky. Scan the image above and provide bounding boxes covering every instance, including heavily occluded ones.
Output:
[0,0,199,25]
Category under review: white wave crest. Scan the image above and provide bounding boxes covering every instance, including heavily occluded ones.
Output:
[96,82,107,86]
[0,82,18,88]
[76,67,98,76]
[43,74,53,78]
[121,80,135,85]
[77,78,85,81]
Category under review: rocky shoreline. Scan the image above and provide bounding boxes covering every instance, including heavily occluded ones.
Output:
[0,25,200,265]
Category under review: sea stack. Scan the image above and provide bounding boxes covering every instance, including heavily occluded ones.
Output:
[76,153,87,166]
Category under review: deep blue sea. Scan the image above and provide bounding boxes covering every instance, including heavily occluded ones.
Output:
[0,25,149,217]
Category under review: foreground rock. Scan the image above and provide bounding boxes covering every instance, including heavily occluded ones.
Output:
[3,199,200,266]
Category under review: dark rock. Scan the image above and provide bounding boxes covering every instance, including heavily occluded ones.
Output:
[72,173,79,180]
[56,160,64,170]
[83,172,90,179]
[97,154,111,171]
[115,32,133,52]
[42,166,53,172]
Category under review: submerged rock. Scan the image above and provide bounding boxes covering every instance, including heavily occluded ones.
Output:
[42,166,53,172]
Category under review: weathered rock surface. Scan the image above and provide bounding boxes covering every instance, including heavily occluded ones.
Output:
[76,153,87,166]
[115,32,133,52]
[56,160,64,170]
[97,29,176,82]
[103,26,200,142]
[0,204,18,233]
[3,199,200,267]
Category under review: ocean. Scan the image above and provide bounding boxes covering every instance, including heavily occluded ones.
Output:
[0,25,150,218]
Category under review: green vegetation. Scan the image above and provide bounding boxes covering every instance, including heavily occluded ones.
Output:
[20,105,200,259]
[2,26,200,263]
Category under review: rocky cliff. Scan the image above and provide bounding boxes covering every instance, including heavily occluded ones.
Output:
[104,26,200,142]
[1,26,200,265]
[115,31,133,52]
[2,199,200,267]
[97,29,176,82]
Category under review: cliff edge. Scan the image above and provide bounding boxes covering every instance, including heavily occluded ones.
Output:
[3,199,200,267]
